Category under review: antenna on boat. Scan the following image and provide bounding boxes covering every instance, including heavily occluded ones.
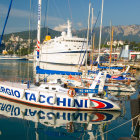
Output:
[35,0,42,85]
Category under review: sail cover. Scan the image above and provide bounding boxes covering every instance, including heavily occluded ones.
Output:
[36,66,82,75]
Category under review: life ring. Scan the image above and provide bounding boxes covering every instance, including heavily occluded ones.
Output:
[67,88,76,97]
[86,82,90,87]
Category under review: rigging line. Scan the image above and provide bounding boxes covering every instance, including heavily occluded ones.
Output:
[27,0,32,81]
[91,11,100,37]
[44,0,49,35]
[96,114,140,138]
[132,116,139,136]
[0,0,13,47]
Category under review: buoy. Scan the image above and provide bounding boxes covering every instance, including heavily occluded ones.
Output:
[67,88,76,97]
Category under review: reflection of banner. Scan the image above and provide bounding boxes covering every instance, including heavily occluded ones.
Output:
[0,98,120,126]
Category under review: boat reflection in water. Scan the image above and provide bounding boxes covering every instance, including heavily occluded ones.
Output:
[0,98,120,140]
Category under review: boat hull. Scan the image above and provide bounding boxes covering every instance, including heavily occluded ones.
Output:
[0,83,120,111]
[39,51,87,65]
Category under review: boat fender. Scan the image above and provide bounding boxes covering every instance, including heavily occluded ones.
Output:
[67,88,76,97]
[36,91,40,102]
[21,90,25,99]
[53,94,57,104]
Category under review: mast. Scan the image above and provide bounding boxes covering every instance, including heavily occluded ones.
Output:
[90,7,94,70]
[36,0,42,84]
[86,2,91,74]
[109,26,114,65]
[91,34,95,70]
[98,0,104,64]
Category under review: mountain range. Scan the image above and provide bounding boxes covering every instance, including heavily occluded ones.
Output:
[3,24,140,46]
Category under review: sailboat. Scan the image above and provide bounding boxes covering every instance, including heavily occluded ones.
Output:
[0,0,121,111]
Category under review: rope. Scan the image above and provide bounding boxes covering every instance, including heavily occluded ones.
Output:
[96,114,140,138]
[132,115,139,136]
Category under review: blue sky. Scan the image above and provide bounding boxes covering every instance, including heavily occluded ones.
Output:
[0,0,140,34]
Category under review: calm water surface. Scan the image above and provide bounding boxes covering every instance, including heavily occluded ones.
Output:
[0,60,139,140]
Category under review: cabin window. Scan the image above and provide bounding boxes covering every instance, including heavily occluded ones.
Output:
[45,87,49,89]
[52,87,56,90]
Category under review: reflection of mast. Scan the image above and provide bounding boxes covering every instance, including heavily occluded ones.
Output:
[87,123,95,140]
[99,124,105,140]
[35,122,39,140]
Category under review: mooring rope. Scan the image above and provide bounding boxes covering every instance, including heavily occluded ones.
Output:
[96,114,140,138]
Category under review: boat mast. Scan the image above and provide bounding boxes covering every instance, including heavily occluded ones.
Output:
[98,0,104,64]
[36,0,42,84]
[109,25,114,68]
[86,2,91,74]
[90,7,94,70]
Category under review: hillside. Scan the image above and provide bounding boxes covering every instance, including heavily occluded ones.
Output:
[2,24,140,46]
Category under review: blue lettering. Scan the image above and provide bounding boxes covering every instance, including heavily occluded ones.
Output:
[0,103,6,111]
[68,99,71,107]
[14,107,20,116]
[10,105,14,116]
[57,97,66,106]
[0,87,5,93]
[39,95,45,103]
[24,109,29,116]
[11,89,14,96]
[85,100,88,108]
[47,112,55,120]
[29,94,36,102]
[84,113,87,121]
[14,90,20,98]
[67,113,71,121]
[38,110,45,119]
[47,96,54,105]
[5,104,12,112]
[6,89,11,95]
[74,99,83,107]
[25,92,30,100]
[73,113,83,121]
[56,112,66,120]
[29,109,37,116]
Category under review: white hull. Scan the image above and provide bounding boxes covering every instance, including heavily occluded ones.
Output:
[40,51,86,65]
[0,56,27,60]
[0,82,120,111]
[108,85,136,92]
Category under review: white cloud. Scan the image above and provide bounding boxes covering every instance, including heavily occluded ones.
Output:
[77,22,83,28]
[53,23,67,31]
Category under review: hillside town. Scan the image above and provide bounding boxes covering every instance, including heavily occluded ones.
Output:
[1,34,36,56]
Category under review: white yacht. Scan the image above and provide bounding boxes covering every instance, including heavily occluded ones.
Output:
[39,20,91,65]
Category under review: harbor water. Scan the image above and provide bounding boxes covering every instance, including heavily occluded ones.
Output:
[0,60,139,140]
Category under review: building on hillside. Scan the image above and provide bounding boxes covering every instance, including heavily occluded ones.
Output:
[107,40,124,46]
